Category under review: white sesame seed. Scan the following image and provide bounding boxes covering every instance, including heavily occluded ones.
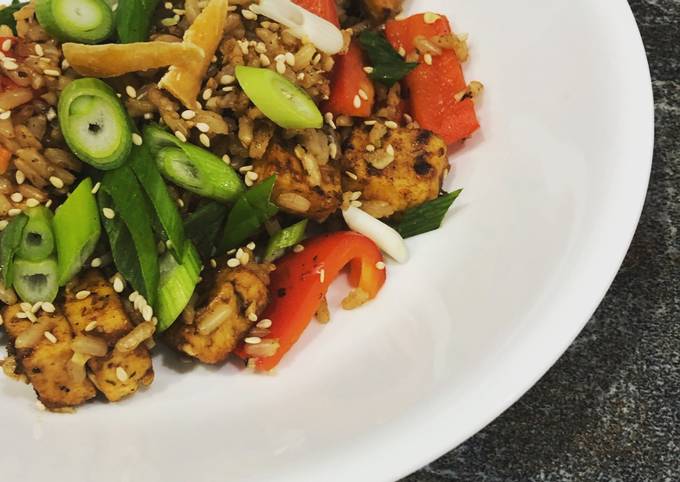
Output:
[164,1,172,8]
[364,120,377,126]
[161,15,180,26]
[10,192,23,203]
[242,9,257,20]
[181,109,196,120]
[376,261,386,270]
[0,220,8,231]
[358,89,369,101]
[31,302,42,313]
[284,51,295,66]
[1,39,11,52]
[244,336,262,345]
[49,176,64,189]
[363,66,374,74]
[61,58,70,70]
[199,133,210,147]
[0,110,11,120]
[142,305,153,322]
[0,313,3,326]
[85,321,98,332]
[256,319,272,329]
[350,191,362,201]
[16,311,28,319]
[102,207,116,219]
[91,181,101,194]
[2,60,18,70]
[398,47,406,57]
[113,276,125,293]
[116,367,129,382]
[345,171,358,181]
[239,165,253,173]
[125,85,137,98]
[247,312,258,322]
[366,144,376,152]
[8,208,22,216]
[196,122,210,133]
[25,198,39,207]
[424,53,433,65]
[15,170,25,184]
[245,171,258,181]
[90,257,102,268]
[75,290,91,300]
[385,120,398,129]
[177,198,185,208]
[220,74,235,85]
[132,133,143,146]
[319,269,326,283]
[276,61,286,74]
[43,69,61,77]
[20,302,31,312]
[353,95,362,109]
[209,258,217,268]
[227,258,240,268]
[202,88,213,101]
[41,302,55,313]
[34,44,44,56]
[174,131,187,142]
[46,108,57,121]
[43,331,57,344]
[386,144,395,156]
[222,154,231,165]
[259,53,271,66]
[246,242,256,250]
[45,200,52,208]
[293,244,305,253]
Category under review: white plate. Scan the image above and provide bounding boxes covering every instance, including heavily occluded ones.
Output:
[0,1,653,481]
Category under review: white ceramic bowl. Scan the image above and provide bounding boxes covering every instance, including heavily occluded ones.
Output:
[0,1,653,481]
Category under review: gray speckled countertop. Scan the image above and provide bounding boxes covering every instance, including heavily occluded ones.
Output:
[405,1,680,480]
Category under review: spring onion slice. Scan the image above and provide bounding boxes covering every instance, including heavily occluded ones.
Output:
[115,0,161,43]
[58,78,132,170]
[219,175,279,251]
[263,219,308,262]
[342,206,409,263]
[53,178,101,285]
[130,143,185,261]
[102,166,159,306]
[17,206,55,262]
[250,0,343,55]
[144,125,245,203]
[236,66,323,129]
[184,202,228,260]
[0,213,28,286]
[397,190,463,239]
[12,256,59,303]
[155,242,201,332]
[35,0,114,44]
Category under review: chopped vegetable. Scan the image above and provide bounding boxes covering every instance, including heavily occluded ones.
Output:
[397,189,462,238]
[35,0,114,44]
[17,206,55,262]
[158,0,229,108]
[342,206,408,263]
[235,66,323,129]
[53,178,101,285]
[155,242,201,332]
[219,175,279,251]
[12,256,59,303]
[385,14,480,144]
[101,166,159,306]
[264,219,308,262]
[324,42,375,118]
[144,125,245,203]
[252,0,343,54]
[115,0,161,43]
[62,41,201,78]
[0,213,28,286]
[183,202,228,260]
[235,232,386,371]
[0,146,12,174]
[358,31,418,87]
[0,1,27,34]
[58,77,132,170]
[129,144,185,261]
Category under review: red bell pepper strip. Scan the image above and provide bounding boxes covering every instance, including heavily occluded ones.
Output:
[0,146,11,174]
[235,231,386,372]
[292,0,340,27]
[385,14,479,144]
[323,41,375,118]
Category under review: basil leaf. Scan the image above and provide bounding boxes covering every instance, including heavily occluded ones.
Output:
[219,175,278,251]
[397,189,463,238]
[184,202,228,260]
[358,31,418,86]
[0,213,28,286]
[0,0,28,34]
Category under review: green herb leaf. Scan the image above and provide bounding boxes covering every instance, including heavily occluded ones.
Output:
[0,0,28,34]
[156,241,201,332]
[184,202,228,260]
[358,31,418,86]
[101,166,159,306]
[115,0,161,43]
[397,189,463,238]
[219,175,278,251]
[263,219,308,262]
[0,213,28,286]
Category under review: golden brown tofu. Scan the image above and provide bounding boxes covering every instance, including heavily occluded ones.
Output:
[2,304,97,410]
[253,142,342,222]
[340,126,450,217]
[362,0,403,21]
[165,261,272,364]
[64,270,154,402]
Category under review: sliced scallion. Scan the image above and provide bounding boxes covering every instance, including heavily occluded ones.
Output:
[35,0,114,44]
[115,0,161,43]
[17,206,55,262]
[396,189,463,239]
[12,256,59,303]
[58,78,132,170]
[155,242,201,332]
[264,219,307,262]
[0,213,28,286]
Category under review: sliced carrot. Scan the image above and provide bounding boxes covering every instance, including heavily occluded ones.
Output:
[323,41,375,118]
[0,147,12,174]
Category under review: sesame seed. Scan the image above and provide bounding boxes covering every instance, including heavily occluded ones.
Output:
[276,61,286,74]
[129,291,139,302]
[61,58,70,70]
[358,89,369,101]
[16,311,28,319]
[247,242,256,250]
[256,319,272,329]
[116,367,129,382]
[132,133,143,145]
[246,171,258,182]
[350,191,362,201]
[293,244,305,253]
[43,331,57,344]
[385,120,398,129]
[2,60,17,70]
[125,85,137,98]
[319,269,326,283]
[220,74,235,85]
[34,44,44,56]
[8,208,21,216]
[363,66,374,74]
[259,53,271,66]
[164,1,172,8]
[113,276,125,293]
[181,109,196,120]
[46,108,56,121]
[142,305,153,322]
[20,302,31,312]
[222,154,231,165]
[244,336,262,345]
[222,85,235,93]
[43,69,61,77]
[102,207,116,219]
[376,261,386,270]
[90,257,102,268]
[27,311,37,322]
[366,144,376,152]
[91,181,101,194]
[177,198,185,208]
[49,176,64,189]
[227,258,240,268]
[31,302,42,313]
[85,321,98,332]
[45,200,52,208]
[0,110,11,120]
[0,220,8,231]
[161,15,180,26]
[324,112,336,129]
[199,133,210,147]
[353,95,362,109]
[0,313,3,326]
[41,302,55,313]
[345,171,358,180]
[75,290,91,300]
[386,144,395,156]
[202,88,213,101]
[10,192,23,203]
[1,39,12,51]
[15,170,25,184]
[424,53,433,65]
[248,312,258,322]
[284,52,295,66]
[26,198,39,207]
[174,131,187,142]
[242,9,257,20]
[364,120,377,126]
[196,122,210,133]
[398,47,406,57]
[209,258,217,268]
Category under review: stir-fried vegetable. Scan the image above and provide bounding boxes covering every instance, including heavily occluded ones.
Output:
[58,78,132,170]
[17,206,54,262]
[0,1,28,34]
[35,0,114,44]
[53,178,101,285]
[114,0,161,43]
[183,202,228,260]
[144,125,245,203]
[264,219,308,262]
[342,206,408,263]
[129,144,185,261]
[236,66,324,129]
[0,213,28,286]
[235,232,386,372]
[397,190,463,238]
[219,175,278,251]
[293,0,340,27]
[358,31,418,87]
[155,242,201,332]
[101,167,159,306]
[12,256,59,303]
[324,42,375,118]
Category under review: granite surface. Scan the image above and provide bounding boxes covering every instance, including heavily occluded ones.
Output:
[405,1,680,480]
